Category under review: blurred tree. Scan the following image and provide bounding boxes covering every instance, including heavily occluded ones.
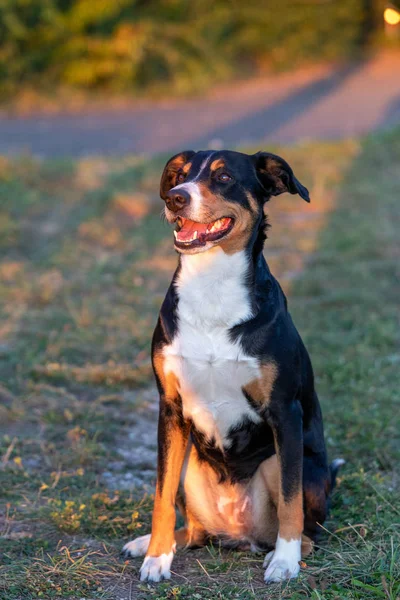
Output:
[0,0,395,98]
[361,0,387,43]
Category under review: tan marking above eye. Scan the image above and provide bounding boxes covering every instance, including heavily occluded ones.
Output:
[182,162,192,174]
[210,159,225,171]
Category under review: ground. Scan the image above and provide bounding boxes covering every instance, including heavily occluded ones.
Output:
[0,130,399,599]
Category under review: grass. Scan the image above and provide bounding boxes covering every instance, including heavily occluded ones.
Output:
[0,129,399,599]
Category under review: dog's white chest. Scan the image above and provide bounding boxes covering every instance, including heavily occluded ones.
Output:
[163,249,262,447]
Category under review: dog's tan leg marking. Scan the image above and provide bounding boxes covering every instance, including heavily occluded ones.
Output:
[263,437,303,583]
[272,434,303,549]
[244,366,304,583]
[137,350,190,582]
[276,483,304,543]
[146,427,188,550]
[138,425,189,582]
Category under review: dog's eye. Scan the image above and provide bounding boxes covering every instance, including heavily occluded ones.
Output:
[177,172,186,183]
[218,173,232,183]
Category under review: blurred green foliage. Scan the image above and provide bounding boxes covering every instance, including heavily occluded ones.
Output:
[0,0,385,96]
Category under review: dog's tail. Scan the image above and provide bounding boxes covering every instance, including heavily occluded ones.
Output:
[329,458,345,492]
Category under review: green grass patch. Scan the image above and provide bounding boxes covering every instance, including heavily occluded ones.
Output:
[0,130,399,598]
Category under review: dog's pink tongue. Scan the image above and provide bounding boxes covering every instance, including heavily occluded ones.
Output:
[177,220,208,241]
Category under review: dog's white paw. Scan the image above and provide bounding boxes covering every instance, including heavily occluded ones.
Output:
[139,549,175,582]
[263,536,301,584]
[122,534,151,558]
[264,557,300,583]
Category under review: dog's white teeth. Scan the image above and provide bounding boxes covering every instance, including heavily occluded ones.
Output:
[209,219,224,233]
[175,230,198,243]
[175,219,230,243]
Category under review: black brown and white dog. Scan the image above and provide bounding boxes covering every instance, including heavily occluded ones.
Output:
[123,150,343,584]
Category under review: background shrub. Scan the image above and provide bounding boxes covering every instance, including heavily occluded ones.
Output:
[0,0,391,97]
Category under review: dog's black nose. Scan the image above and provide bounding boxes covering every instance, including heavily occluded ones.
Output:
[165,188,190,212]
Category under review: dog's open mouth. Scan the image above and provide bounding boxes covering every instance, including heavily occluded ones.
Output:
[173,217,234,248]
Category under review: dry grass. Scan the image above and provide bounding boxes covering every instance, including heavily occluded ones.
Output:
[0,130,399,598]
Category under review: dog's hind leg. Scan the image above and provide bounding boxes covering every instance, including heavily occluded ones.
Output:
[122,525,206,559]
[303,454,345,545]
[262,398,304,583]
[122,534,152,558]
[302,454,329,543]
[175,492,209,549]
[122,531,189,560]
[123,492,208,559]
[301,391,333,545]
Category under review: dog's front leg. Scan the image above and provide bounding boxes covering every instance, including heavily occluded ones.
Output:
[264,399,304,583]
[140,396,190,582]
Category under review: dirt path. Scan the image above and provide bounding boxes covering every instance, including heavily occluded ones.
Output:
[1,52,400,157]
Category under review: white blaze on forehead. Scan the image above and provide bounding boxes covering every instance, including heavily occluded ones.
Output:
[196,152,215,178]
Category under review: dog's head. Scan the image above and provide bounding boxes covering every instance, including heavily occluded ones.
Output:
[160,149,309,255]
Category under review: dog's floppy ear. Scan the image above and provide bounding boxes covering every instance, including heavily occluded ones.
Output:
[160,150,196,200]
[252,151,310,203]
